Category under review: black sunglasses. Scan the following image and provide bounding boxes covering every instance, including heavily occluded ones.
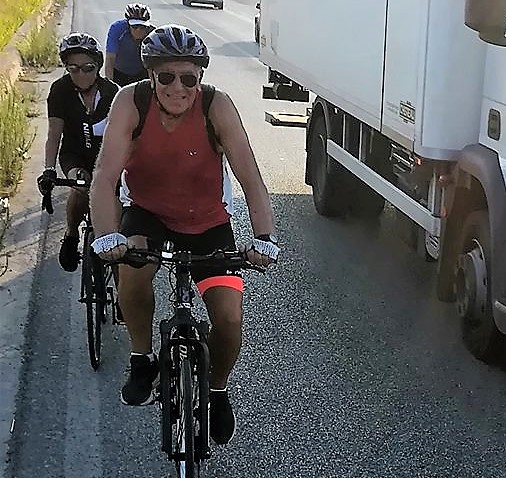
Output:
[130,24,149,30]
[66,63,97,74]
[155,72,199,88]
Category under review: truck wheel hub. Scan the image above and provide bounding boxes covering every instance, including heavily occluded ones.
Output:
[455,240,487,320]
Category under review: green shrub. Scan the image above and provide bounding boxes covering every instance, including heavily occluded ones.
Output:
[17,23,59,69]
[0,79,35,195]
[0,0,47,51]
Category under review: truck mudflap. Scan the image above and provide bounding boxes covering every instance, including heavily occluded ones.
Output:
[437,144,506,333]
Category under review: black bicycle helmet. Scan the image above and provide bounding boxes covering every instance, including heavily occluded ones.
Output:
[125,3,151,23]
[59,32,103,68]
[141,24,209,69]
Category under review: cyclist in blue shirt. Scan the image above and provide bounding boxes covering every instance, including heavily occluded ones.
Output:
[105,3,154,86]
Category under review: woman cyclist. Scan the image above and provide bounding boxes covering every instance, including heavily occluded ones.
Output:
[37,32,119,272]
[105,3,155,86]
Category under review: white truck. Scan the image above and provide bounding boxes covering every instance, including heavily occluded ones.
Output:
[259,0,506,363]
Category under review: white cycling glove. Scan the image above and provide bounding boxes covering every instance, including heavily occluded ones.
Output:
[249,237,280,261]
[91,232,128,254]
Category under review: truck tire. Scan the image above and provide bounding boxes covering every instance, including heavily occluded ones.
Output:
[455,209,506,364]
[307,114,352,217]
[349,133,390,219]
[350,183,385,219]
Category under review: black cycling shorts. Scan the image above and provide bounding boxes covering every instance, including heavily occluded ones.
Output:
[59,153,93,178]
[120,204,242,291]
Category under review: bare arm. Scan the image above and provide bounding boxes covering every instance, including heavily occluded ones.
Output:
[90,85,138,237]
[210,90,275,237]
[44,118,64,168]
[105,52,116,81]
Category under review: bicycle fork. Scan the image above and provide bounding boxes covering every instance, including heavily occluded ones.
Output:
[159,318,211,462]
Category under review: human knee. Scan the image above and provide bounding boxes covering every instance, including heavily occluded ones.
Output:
[207,297,243,328]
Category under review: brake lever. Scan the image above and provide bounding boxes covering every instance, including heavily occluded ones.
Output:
[41,191,54,214]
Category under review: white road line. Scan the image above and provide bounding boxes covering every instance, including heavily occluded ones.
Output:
[63,271,103,478]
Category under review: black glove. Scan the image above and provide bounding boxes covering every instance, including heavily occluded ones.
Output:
[37,169,56,196]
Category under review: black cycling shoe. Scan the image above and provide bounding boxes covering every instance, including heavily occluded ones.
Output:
[209,389,236,445]
[58,235,80,272]
[121,354,159,406]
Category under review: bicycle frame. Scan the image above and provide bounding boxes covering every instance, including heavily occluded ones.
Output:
[42,177,117,369]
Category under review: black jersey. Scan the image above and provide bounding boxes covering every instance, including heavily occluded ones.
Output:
[47,75,119,166]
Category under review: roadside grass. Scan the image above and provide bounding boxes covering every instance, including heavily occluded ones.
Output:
[17,22,59,69]
[0,78,36,196]
[0,0,47,51]
[0,0,61,195]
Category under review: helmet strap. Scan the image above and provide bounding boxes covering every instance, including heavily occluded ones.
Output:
[153,88,183,119]
[73,78,98,95]
[148,71,186,120]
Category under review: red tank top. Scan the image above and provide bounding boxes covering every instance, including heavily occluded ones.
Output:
[122,90,232,234]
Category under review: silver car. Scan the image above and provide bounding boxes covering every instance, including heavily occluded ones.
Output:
[182,0,223,10]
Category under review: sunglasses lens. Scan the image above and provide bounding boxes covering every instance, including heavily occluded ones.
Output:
[81,63,97,73]
[157,72,176,85]
[156,73,198,87]
[181,75,198,87]
[66,63,97,73]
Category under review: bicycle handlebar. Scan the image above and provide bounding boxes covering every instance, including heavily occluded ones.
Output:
[41,177,90,215]
[110,248,266,274]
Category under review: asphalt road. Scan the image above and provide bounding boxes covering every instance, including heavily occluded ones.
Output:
[5,1,506,477]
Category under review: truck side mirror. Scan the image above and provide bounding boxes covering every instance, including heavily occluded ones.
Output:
[465,0,506,46]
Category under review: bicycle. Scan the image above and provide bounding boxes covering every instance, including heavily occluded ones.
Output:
[115,245,264,478]
[41,177,119,370]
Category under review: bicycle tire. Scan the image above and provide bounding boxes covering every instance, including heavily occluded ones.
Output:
[176,356,195,478]
[160,324,173,454]
[81,230,105,370]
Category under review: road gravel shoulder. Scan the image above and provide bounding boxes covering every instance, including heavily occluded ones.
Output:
[0,1,73,476]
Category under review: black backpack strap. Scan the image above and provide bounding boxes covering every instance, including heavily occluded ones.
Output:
[132,79,152,140]
[201,83,220,153]
[132,81,219,151]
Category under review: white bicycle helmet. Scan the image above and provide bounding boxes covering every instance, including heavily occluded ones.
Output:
[59,32,103,68]
[125,3,151,25]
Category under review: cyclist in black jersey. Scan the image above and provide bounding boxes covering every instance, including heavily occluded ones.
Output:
[37,32,119,272]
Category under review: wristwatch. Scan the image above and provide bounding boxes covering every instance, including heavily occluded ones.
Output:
[255,234,278,244]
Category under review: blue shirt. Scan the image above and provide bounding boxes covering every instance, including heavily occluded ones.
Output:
[106,19,145,75]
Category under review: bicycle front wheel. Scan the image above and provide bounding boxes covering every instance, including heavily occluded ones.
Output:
[176,356,195,478]
[81,230,106,370]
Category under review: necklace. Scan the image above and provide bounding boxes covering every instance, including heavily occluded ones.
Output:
[79,87,98,115]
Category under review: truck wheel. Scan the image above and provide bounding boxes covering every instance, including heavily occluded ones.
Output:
[350,181,385,219]
[308,115,352,217]
[349,133,389,219]
[455,210,506,363]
